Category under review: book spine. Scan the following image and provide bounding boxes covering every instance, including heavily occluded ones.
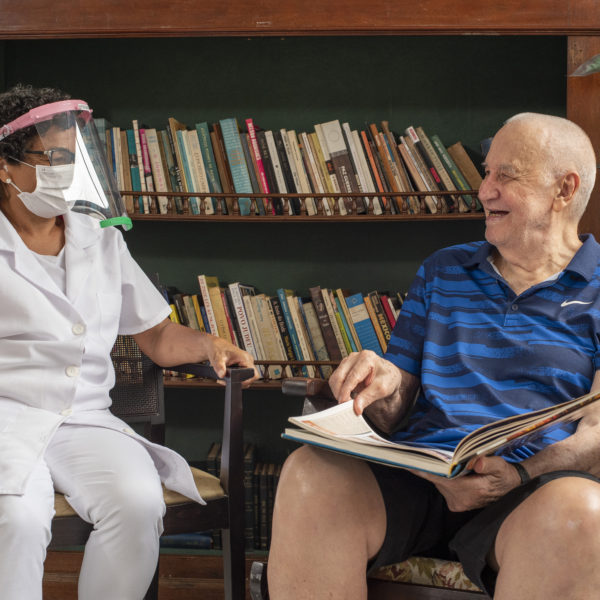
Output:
[269,296,300,376]
[276,289,309,377]
[144,128,170,214]
[335,290,362,351]
[125,129,143,213]
[219,117,253,215]
[345,293,384,356]
[367,291,392,343]
[287,296,317,377]
[132,120,149,212]
[197,275,219,338]
[246,118,270,196]
[321,288,349,358]
[309,286,343,361]
[363,294,387,352]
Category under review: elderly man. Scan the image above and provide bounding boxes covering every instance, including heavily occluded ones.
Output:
[267,113,600,599]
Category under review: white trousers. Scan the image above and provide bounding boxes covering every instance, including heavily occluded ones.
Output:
[0,424,166,600]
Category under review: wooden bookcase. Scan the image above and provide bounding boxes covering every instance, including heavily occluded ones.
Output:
[1,3,600,595]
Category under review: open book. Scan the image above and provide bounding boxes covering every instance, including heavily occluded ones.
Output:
[282,389,600,477]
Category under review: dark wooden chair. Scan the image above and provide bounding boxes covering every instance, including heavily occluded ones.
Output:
[249,377,486,600]
[49,335,255,600]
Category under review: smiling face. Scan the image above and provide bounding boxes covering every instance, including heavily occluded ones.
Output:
[478,120,560,254]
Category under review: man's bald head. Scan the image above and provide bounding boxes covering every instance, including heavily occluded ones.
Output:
[502,113,596,221]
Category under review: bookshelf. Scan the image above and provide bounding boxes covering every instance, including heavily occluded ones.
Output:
[1,0,600,531]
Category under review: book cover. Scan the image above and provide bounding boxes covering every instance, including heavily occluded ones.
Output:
[197,274,232,343]
[286,129,317,215]
[299,298,333,379]
[270,295,301,377]
[314,124,345,215]
[398,136,437,214]
[283,389,600,478]
[415,126,469,213]
[132,119,150,213]
[367,123,405,214]
[335,289,361,351]
[246,118,271,214]
[309,286,344,362]
[125,129,143,213]
[321,288,349,358]
[367,290,392,343]
[256,129,282,214]
[287,295,318,378]
[167,117,191,212]
[176,129,200,214]
[227,282,261,367]
[446,141,483,210]
[405,125,448,212]
[186,129,214,215]
[195,121,222,212]
[243,443,256,550]
[161,127,185,214]
[210,125,234,214]
[144,128,170,214]
[306,132,335,215]
[345,292,383,356]
[319,119,364,214]
[219,117,253,215]
[299,131,329,215]
[251,294,284,379]
[334,296,358,353]
[363,294,387,352]
[276,288,310,377]
[430,133,476,211]
[239,132,263,214]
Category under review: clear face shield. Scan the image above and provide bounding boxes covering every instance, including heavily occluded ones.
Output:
[0,100,132,230]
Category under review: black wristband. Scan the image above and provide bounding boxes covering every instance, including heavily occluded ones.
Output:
[513,462,530,485]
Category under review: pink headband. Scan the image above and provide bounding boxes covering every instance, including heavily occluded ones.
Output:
[0,99,91,142]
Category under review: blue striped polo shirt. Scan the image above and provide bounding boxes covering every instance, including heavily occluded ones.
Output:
[384,235,600,461]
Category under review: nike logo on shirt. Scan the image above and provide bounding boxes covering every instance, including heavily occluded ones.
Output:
[561,300,593,307]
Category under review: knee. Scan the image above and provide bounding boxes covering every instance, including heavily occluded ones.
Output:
[275,446,377,519]
[98,476,165,530]
[509,477,600,544]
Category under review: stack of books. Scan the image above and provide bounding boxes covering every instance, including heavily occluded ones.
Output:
[97,116,484,217]
[157,275,407,380]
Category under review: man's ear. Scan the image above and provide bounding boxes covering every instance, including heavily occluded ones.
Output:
[553,172,579,212]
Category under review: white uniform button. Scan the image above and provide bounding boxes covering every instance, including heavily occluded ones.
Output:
[72,323,86,335]
[60,408,73,416]
[65,365,80,377]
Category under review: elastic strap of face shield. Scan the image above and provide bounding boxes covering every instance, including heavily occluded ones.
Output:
[0,100,92,142]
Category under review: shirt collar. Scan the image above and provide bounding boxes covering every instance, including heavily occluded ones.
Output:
[462,235,600,282]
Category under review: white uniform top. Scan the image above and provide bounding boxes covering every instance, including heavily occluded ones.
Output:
[0,209,203,503]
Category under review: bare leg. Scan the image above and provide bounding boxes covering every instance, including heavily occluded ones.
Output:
[493,477,600,600]
[268,446,387,600]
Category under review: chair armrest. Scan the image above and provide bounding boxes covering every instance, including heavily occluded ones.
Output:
[168,362,255,384]
[282,377,337,415]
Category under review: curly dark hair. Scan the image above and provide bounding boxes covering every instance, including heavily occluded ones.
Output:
[0,84,71,163]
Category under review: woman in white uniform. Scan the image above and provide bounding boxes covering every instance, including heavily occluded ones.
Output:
[0,84,257,600]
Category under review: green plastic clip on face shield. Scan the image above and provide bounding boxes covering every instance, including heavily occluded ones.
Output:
[0,99,132,230]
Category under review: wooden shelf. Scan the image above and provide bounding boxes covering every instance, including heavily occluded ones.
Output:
[1,0,599,39]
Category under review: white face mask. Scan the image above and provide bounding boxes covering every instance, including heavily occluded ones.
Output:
[9,162,77,219]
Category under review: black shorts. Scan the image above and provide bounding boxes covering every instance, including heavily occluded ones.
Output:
[367,464,600,597]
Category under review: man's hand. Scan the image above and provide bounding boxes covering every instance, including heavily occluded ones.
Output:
[328,351,418,434]
[414,456,522,512]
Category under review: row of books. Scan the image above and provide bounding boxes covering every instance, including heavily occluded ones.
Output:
[205,442,282,551]
[97,116,484,218]
[161,274,407,380]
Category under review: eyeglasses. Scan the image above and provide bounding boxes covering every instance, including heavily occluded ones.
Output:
[24,147,75,166]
